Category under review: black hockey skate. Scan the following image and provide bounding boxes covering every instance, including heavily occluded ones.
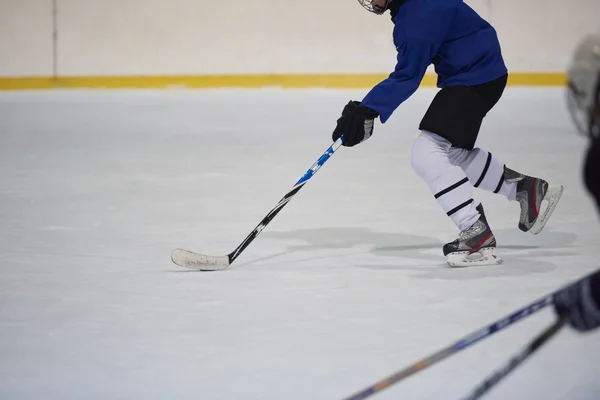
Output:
[443,204,502,267]
[504,167,564,235]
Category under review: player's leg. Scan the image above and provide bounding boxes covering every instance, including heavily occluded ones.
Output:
[414,84,503,267]
[445,75,563,234]
[411,131,499,267]
[584,135,600,213]
[411,131,479,232]
[447,148,516,200]
[446,147,562,233]
[585,77,600,211]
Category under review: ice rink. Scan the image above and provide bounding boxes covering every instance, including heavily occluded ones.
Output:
[1,87,599,399]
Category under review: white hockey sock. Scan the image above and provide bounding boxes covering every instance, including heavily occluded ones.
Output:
[448,147,517,201]
[411,131,480,231]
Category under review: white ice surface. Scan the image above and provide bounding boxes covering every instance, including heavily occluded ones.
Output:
[0,87,599,400]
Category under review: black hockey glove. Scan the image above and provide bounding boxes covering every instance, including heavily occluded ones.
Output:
[332,101,379,147]
[554,271,600,332]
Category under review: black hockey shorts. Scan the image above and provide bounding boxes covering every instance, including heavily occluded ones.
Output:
[419,74,508,150]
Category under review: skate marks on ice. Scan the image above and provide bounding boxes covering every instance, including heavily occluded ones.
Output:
[247,227,580,278]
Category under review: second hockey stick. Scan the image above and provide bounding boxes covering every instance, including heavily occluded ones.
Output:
[460,317,566,400]
[171,137,344,271]
[341,293,554,400]
[341,268,599,400]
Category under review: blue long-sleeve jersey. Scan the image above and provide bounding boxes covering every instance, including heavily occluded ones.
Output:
[361,0,508,123]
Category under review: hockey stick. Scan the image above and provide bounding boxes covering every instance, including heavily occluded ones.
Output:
[460,317,566,400]
[341,294,554,400]
[341,270,600,400]
[171,137,345,271]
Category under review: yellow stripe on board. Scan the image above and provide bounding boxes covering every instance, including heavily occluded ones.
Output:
[0,73,566,91]
[0,77,56,90]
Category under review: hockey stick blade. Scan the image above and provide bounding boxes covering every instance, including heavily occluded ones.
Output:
[171,249,230,271]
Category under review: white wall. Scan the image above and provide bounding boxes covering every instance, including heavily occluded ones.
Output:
[0,0,54,76]
[491,0,600,72]
[1,0,599,77]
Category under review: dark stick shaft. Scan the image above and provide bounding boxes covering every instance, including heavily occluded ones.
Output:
[342,295,554,400]
[461,318,566,400]
[343,269,599,400]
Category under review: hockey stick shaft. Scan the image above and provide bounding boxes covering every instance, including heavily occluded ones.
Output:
[342,294,554,400]
[343,268,599,400]
[460,317,566,400]
[227,137,344,264]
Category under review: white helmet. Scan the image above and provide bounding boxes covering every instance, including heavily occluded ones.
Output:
[566,32,600,138]
[357,0,393,15]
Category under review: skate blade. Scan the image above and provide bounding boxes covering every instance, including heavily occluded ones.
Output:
[446,247,503,268]
[529,185,564,235]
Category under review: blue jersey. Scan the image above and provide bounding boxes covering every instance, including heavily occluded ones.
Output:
[361,0,508,123]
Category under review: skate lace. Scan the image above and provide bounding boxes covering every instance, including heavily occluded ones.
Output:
[459,221,483,240]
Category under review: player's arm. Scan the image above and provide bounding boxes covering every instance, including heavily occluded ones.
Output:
[330,7,453,147]
[360,37,438,123]
[360,5,455,122]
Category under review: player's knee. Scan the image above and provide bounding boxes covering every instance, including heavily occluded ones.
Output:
[411,131,450,179]
[410,134,427,178]
[448,146,472,167]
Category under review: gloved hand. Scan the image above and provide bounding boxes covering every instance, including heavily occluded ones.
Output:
[332,101,379,147]
[554,271,600,332]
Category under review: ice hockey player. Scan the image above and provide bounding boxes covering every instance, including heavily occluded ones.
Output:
[331,0,564,267]
[553,32,600,333]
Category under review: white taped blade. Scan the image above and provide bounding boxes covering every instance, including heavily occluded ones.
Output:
[171,249,230,271]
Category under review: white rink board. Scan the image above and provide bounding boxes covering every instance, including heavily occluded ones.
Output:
[1,0,600,76]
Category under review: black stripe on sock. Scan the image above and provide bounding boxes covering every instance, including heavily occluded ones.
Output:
[434,177,469,199]
[493,167,505,194]
[474,153,492,188]
[447,199,474,216]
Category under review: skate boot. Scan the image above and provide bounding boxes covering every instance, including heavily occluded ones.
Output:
[443,204,502,267]
[504,167,564,235]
